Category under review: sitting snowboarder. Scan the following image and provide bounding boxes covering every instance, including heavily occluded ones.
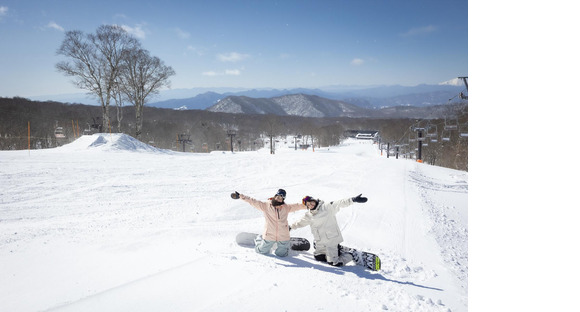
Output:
[290,194,368,266]
[231,189,305,257]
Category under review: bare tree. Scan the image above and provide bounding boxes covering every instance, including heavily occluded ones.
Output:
[56,25,140,132]
[299,120,317,151]
[262,115,284,154]
[119,48,175,139]
[113,80,124,133]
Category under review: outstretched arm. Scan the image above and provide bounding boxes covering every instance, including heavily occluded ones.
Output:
[231,191,268,212]
[286,202,307,212]
[290,214,311,230]
[327,197,358,214]
[328,194,368,213]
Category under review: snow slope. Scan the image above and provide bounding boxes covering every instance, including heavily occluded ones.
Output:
[0,134,468,312]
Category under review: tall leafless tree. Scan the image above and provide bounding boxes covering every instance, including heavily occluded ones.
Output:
[56,25,140,132]
[118,48,175,139]
[113,80,124,133]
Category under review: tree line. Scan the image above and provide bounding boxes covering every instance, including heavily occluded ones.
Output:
[0,97,467,171]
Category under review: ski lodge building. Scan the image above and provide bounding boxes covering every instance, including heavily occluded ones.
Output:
[344,130,379,141]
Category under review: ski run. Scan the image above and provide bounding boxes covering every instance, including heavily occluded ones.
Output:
[1,134,467,311]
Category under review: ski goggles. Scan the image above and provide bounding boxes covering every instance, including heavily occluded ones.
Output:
[275,189,286,199]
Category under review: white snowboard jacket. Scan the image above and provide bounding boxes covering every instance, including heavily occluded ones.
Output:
[290,197,354,246]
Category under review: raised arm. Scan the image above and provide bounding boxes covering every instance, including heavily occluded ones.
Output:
[231,191,269,212]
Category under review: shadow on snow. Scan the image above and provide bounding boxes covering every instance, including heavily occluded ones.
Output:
[275,253,443,292]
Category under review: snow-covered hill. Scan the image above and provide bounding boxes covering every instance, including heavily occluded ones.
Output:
[207,94,366,118]
[0,134,468,311]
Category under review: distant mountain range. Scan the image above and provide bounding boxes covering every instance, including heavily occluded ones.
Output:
[149,84,465,111]
[207,94,367,118]
[207,93,464,119]
[28,82,466,118]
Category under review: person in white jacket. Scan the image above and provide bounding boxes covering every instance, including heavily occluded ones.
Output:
[289,194,368,266]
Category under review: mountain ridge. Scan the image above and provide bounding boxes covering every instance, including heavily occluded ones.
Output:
[150,84,464,111]
[30,84,465,111]
[206,93,463,119]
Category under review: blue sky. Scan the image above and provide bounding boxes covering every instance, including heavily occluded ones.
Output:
[0,0,467,97]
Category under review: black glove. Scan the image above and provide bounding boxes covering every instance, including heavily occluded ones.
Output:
[231,191,240,199]
[288,225,292,231]
[352,194,367,203]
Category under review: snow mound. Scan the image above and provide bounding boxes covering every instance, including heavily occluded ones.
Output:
[59,133,170,153]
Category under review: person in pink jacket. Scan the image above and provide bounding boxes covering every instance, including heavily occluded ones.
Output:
[231,189,306,257]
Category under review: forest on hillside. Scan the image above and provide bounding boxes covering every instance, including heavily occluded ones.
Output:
[0,97,467,171]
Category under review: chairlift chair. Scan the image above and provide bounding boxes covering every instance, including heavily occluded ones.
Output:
[444,118,458,131]
[426,124,438,142]
[459,123,468,138]
[442,118,459,141]
[441,130,451,142]
[414,127,426,142]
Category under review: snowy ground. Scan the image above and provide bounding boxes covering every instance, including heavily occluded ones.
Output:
[0,134,468,312]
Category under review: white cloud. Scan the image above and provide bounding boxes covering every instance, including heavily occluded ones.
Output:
[120,24,146,39]
[351,58,364,66]
[175,27,190,39]
[400,25,437,37]
[225,69,241,76]
[217,52,249,62]
[0,6,8,19]
[186,45,206,56]
[47,21,64,32]
[203,69,242,76]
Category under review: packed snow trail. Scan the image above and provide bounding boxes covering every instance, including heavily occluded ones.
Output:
[0,134,467,311]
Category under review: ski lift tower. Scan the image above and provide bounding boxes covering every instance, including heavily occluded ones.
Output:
[458,76,468,99]
[413,127,425,162]
[227,130,237,152]
[177,134,192,152]
[394,144,402,159]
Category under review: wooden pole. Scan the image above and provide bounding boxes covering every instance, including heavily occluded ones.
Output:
[28,121,31,155]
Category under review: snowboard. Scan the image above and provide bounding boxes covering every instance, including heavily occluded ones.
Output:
[236,232,310,251]
[339,245,381,271]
